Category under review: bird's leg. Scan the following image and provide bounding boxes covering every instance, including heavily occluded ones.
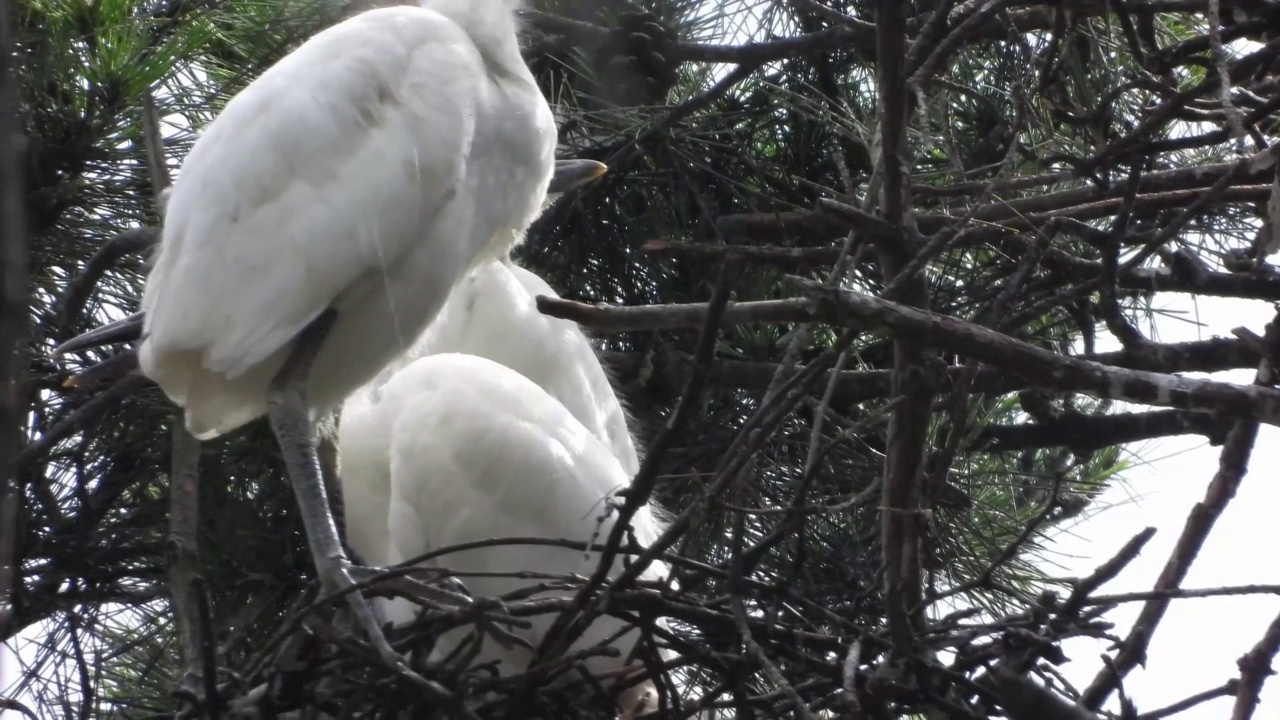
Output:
[265,313,518,676]
[315,422,366,646]
[264,310,412,672]
[315,424,357,558]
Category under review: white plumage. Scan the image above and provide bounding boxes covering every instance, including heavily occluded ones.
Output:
[56,0,669,700]
[141,0,558,440]
[353,257,640,472]
[48,0,617,673]
[339,259,671,714]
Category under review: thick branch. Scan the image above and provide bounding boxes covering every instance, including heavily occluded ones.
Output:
[603,337,1260,408]
[167,424,204,696]
[718,185,1271,246]
[522,2,1221,67]
[715,148,1280,245]
[0,0,27,651]
[538,291,1280,423]
[647,238,1280,303]
[974,409,1223,452]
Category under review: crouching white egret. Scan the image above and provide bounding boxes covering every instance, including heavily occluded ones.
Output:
[340,351,669,717]
[52,0,608,672]
[339,256,675,714]
[351,255,641,477]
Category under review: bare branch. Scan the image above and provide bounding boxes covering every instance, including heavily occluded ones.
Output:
[540,290,1280,424]
[1082,310,1280,709]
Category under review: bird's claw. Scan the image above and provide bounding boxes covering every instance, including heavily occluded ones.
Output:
[343,562,475,608]
[314,559,444,690]
[318,561,485,710]
[338,563,531,651]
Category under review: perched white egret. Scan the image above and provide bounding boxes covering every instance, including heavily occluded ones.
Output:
[338,256,674,714]
[53,0,609,667]
[340,351,668,716]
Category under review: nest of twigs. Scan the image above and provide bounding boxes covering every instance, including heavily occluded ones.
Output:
[163,531,1149,720]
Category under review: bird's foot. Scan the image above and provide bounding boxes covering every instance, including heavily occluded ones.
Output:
[314,559,483,713]
[314,560,435,683]
[340,563,532,653]
[344,562,474,608]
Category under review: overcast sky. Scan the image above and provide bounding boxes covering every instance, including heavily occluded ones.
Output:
[1050,292,1280,718]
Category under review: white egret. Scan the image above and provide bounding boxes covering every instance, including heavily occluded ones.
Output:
[340,351,669,717]
[338,256,673,715]
[53,0,609,668]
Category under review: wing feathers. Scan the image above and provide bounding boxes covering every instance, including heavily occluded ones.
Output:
[141,8,484,381]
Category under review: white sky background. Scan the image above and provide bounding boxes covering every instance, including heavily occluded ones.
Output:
[1049,292,1280,718]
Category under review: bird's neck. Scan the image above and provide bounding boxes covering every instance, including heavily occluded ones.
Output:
[422,0,534,81]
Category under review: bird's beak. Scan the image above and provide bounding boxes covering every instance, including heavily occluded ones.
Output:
[53,312,145,357]
[547,159,608,194]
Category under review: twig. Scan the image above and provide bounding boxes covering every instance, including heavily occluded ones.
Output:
[1082,310,1280,709]
[1064,527,1158,616]
[608,61,761,168]
[728,514,816,720]
[1232,607,1280,720]
[936,473,1064,604]
[531,255,743,681]
[15,373,151,473]
[910,0,1016,88]
[1088,584,1280,607]
[1137,680,1240,720]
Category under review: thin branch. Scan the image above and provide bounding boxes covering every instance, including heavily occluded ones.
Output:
[1232,607,1280,720]
[533,255,744,671]
[1137,681,1240,720]
[1082,311,1280,709]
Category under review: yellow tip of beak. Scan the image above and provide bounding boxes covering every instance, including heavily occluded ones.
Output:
[548,159,609,193]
